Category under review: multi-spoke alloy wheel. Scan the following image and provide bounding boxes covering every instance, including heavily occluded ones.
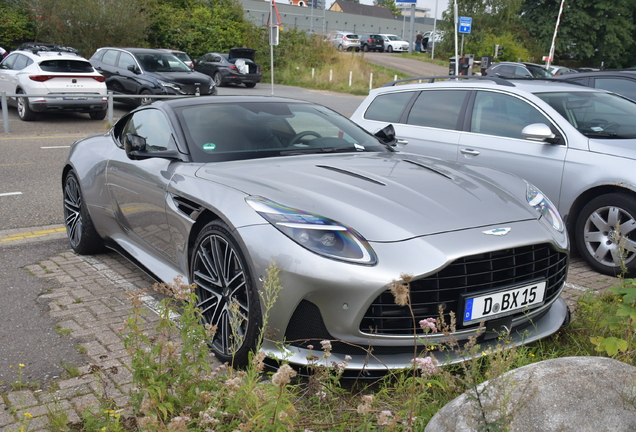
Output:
[16,90,36,121]
[63,171,104,254]
[191,221,260,365]
[576,193,636,275]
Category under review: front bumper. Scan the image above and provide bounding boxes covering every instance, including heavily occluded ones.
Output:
[238,218,569,370]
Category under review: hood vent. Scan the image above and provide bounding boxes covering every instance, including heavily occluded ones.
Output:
[316,165,386,186]
[403,159,453,180]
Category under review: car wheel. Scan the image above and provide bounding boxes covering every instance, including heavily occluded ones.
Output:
[244,82,256,88]
[140,90,154,106]
[338,44,344,52]
[575,193,636,276]
[63,171,105,255]
[190,220,261,365]
[213,72,224,87]
[89,109,107,120]
[16,90,36,121]
[363,44,369,52]
[388,46,394,53]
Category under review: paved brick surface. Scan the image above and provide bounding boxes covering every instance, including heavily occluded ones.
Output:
[0,225,625,431]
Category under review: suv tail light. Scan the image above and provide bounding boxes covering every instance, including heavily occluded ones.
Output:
[343,36,348,40]
[29,75,106,82]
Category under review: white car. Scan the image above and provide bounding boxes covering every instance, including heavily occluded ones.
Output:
[0,44,107,121]
[379,34,409,53]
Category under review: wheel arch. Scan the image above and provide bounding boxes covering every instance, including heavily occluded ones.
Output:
[567,184,636,235]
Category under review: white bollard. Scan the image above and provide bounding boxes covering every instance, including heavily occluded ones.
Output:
[349,71,352,87]
[330,69,333,82]
[394,75,397,82]
[312,68,315,79]
[369,73,373,91]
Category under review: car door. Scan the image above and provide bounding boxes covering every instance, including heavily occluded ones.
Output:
[106,108,180,263]
[0,53,19,94]
[93,49,121,93]
[592,76,636,102]
[457,90,567,206]
[196,54,220,78]
[114,51,143,95]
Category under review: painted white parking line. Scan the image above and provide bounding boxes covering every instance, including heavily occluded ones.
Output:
[41,146,71,149]
[0,192,22,197]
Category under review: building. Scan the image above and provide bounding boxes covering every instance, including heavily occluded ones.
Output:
[329,0,396,20]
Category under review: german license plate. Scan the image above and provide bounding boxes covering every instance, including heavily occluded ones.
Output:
[63,96,87,100]
[462,281,546,324]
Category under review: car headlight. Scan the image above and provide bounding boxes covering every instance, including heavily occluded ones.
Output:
[246,196,377,265]
[526,183,564,232]
[157,80,182,91]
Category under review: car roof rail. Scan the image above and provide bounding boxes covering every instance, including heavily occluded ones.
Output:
[17,43,80,56]
[382,75,516,87]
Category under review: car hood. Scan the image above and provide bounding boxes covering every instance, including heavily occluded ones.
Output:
[195,153,536,242]
[147,71,211,85]
[589,138,636,160]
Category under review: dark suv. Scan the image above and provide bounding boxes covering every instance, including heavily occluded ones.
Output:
[358,34,385,52]
[555,70,636,102]
[89,47,216,106]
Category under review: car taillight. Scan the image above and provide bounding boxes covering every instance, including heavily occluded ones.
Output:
[29,75,105,82]
[368,39,373,43]
[229,65,237,70]
[343,36,348,40]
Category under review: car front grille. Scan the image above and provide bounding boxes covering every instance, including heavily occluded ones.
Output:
[360,243,568,335]
[179,85,214,95]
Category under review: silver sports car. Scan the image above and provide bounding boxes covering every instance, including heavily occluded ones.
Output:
[62,96,569,371]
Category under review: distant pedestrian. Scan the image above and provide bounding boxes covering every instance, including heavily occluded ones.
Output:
[0,47,7,60]
[414,32,423,53]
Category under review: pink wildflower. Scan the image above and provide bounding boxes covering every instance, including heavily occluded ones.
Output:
[419,318,437,332]
[412,356,438,376]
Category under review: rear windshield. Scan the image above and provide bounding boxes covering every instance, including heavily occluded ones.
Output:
[346,34,359,39]
[39,60,94,73]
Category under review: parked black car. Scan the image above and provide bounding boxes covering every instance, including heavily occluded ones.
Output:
[485,62,554,78]
[89,47,216,106]
[555,70,636,102]
[358,34,385,52]
[193,48,262,88]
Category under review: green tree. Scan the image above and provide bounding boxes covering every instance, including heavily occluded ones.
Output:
[377,0,401,17]
[17,0,151,57]
[146,0,251,59]
[436,0,529,60]
[520,0,636,68]
[0,2,33,50]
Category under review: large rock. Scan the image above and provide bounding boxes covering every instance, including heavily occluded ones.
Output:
[426,356,636,432]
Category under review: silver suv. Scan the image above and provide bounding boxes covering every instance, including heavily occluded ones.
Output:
[327,31,360,52]
[351,76,636,276]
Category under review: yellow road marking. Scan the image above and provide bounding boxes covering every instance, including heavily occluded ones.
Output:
[0,227,66,243]
[0,135,87,141]
[0,162,35,167]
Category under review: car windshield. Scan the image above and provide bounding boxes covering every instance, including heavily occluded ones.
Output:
[39,60,94,73]
[387,35,403,41]
[178,101,392,163]
[527,65,554,78]
[535,91,636,138]
[135,53,191,72]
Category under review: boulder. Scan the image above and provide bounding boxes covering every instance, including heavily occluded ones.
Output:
[425,356,636,432]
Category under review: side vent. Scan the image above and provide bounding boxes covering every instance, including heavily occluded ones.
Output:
[171,194,203,219]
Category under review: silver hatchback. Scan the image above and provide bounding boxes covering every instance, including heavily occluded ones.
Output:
[327,31,360,52]
[351,77,636,276]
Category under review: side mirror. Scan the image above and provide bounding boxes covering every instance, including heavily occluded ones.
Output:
[124,133,147,158]
[374,124,396,145]
[127,64,141,74]
[522,123,559,143]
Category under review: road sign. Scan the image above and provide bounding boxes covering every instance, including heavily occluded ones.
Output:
[396,0,417,3]
[459,16,472,34]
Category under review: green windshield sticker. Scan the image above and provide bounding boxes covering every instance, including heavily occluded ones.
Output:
[203,143,216,151]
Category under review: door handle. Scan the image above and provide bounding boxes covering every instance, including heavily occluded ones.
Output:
[396,139,408,145]
[460,148,480,156]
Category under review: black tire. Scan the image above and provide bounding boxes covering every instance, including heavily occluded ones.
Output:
[139,90,154,106]
[575,193,636,276]
[338,44,344,52]
[244,82,256,88]
[363,44,369,52]
[63,171,105,255]
[89,109,107,120]
[387,46,394,53]
[16,90,36,121]
[190,220,261,365]
[213,72,224,87]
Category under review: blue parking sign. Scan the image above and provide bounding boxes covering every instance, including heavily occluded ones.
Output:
[459,16,472,34]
